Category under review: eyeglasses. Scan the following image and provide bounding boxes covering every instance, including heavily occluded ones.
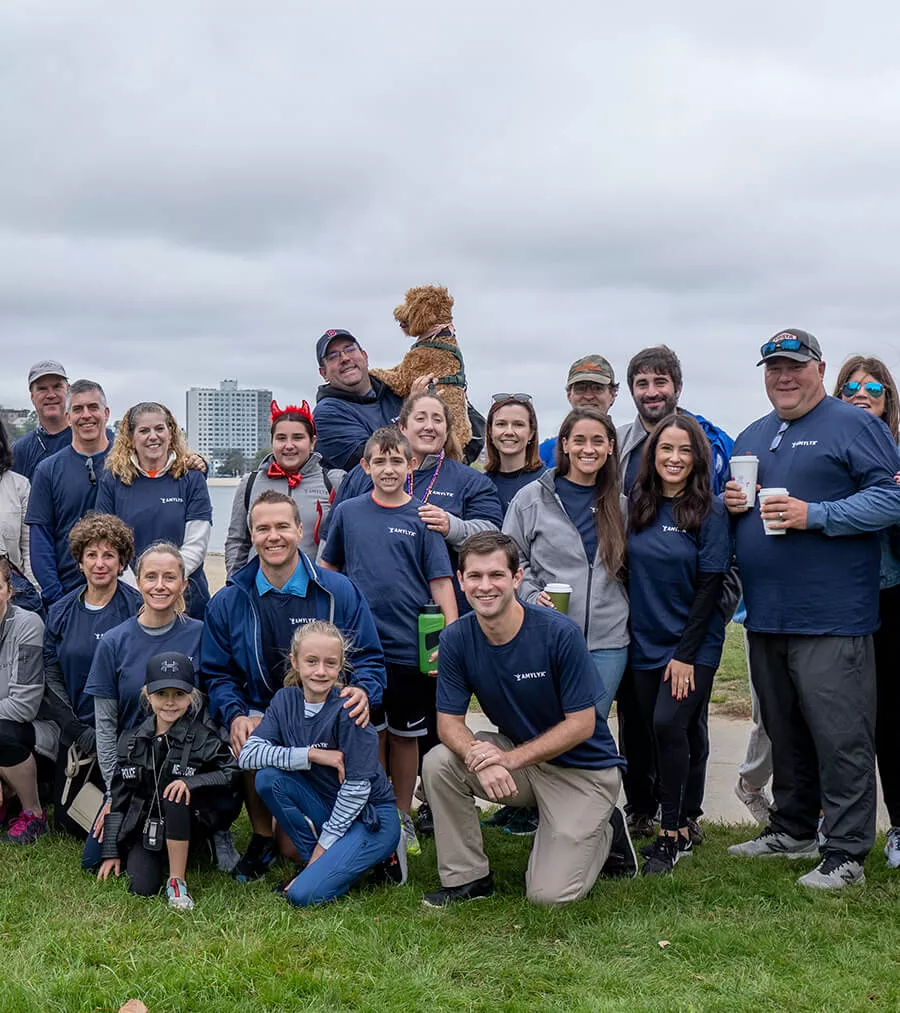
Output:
[84,455,97,485]
[569,382,611,394]
[841,381,884,398]
[769,420,789,452]
[759,337,813,360]
[322,342,361,364]
[491,393,533,404]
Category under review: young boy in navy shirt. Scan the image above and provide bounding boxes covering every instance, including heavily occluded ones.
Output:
[321,427,458,852]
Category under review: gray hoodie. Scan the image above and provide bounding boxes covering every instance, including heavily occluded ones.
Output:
[0,604,58,758]
[224,452,344,577]
[502,469,629,651]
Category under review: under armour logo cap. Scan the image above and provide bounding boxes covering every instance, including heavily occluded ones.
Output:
[145,652,196,695]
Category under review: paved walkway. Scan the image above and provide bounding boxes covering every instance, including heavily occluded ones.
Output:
[468,711,890,828]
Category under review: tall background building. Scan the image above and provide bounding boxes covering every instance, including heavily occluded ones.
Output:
[186,379,272,476]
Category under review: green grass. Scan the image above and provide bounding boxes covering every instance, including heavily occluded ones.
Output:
[3,820,900,1012]
[710,624,750,719]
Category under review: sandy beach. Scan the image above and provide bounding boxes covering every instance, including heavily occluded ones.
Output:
[204,552,227,594]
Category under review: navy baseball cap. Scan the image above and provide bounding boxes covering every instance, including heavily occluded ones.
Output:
[316,329,358,365]
[145,652,196,695]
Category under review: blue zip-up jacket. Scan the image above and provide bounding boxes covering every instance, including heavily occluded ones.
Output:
[200,552,386,729]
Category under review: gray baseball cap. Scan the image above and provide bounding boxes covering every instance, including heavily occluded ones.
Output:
[757,329,822,366]
[28,360,69,386]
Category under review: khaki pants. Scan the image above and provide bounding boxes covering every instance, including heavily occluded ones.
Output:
[422,731,622,905]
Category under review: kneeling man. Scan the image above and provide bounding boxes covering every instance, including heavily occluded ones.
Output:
[423,531,634,906]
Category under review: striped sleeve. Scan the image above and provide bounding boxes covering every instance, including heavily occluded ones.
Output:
[318,779,372,850]
[238,735,309,772]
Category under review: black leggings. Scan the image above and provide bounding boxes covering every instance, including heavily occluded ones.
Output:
[875,585,900,826]
[633,664,717,831]
[123,790,242,896]
[0,720,35,767]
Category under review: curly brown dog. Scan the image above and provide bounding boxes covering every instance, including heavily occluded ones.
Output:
[370,284,472,454]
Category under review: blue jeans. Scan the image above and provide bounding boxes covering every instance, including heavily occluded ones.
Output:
[255,768,400,907]
[590,647,629,719]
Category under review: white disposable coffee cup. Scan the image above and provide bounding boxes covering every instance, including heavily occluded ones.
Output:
[544,582,573,614]
[729,455,759,509]
[758,487,788,536]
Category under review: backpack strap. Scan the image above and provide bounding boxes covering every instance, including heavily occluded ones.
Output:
[243,469,260,514]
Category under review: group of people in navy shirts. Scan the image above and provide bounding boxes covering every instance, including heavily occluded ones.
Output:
[1,323,899,911]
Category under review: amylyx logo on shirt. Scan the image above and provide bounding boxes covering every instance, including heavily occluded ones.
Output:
[513,670,548,683]
[289,617,315,626]
[388,526,417,538]
[160,496,184,505]
[427,490,455,498]
[662,524,687,534]
[791,440,818,449]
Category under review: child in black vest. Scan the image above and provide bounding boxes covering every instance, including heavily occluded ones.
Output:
[96,651,241,909]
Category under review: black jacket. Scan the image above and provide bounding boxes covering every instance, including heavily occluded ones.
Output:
[101,707,239,859]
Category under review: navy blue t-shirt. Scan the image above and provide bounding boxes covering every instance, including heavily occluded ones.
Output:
[256,591,317,688]
[44,582,144,723]
[26,445,110,596]
[95,469,212,558]
[255,685,395,807]
[628,498,731,669]
[11,426,73,481]
[488,466,547,515]
[322,495,453,665]
[437,604,623,770]
[554,476,598,562]
[733,396,900,635]
[313,386,404,471]
[84,616,203,731]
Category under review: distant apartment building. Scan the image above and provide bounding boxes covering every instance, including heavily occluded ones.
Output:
[186,380,272,475]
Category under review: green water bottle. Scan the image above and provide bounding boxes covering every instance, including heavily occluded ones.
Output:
[418,601,445,674]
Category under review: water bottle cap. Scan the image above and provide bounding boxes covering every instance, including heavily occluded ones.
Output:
[421,601,442,614]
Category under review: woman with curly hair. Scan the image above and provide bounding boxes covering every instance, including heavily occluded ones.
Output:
[834,355,900,869]
[96,402,212,619]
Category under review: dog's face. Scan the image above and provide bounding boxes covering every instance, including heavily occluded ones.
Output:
[393,285,454,338]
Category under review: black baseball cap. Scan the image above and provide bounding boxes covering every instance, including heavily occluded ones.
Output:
[145,652,196,695]
[316,329,358,365]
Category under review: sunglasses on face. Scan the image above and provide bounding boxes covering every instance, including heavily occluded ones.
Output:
[322,342,361,364]
[759,337,814,360]
[491,393,533,404]
[841,381,884,398]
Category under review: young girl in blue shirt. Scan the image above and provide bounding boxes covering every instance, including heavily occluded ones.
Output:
[627,412,731,876]
[238,621,402,905]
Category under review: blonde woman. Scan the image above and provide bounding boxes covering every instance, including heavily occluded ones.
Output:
[96,402,212,619]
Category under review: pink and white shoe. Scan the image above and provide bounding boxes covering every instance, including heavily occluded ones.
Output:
[5,809,48,845]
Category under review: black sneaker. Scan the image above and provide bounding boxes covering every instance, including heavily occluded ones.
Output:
[685,817,703,846]
[640,834,693,859]
[423,873,494,908]
[626,811,656,838]
[481,805,516,829]
[415,803,435,837]
[641,835,681,876]
[375,847,408,886]
[232,833,278,883]
[503,807,539,836]
[599,806,638,879]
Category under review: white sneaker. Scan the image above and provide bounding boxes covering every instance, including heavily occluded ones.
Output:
[166,877,195,910]
[797,852,865,890]
[884,827,900,869]
[734,779,772,825]
[727,827,819,859]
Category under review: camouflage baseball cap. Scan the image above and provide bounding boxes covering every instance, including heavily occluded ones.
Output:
[566,355,616,387]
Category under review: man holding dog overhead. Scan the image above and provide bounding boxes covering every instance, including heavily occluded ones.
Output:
[422,531,635,907]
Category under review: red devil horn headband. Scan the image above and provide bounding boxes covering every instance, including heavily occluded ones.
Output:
[270,399,315,435]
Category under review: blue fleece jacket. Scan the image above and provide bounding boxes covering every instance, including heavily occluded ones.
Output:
[200,553,386,729]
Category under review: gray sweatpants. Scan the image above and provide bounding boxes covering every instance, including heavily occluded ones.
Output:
[422,731,621,905]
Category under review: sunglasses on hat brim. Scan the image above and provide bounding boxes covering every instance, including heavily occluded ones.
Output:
[759,337,817,360]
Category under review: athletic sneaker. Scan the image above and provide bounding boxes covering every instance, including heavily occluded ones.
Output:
[884,827,900,870]
[734,778,772,825]
[727,827,819,859]
[503,807,539,836]
[816,811,826,848]
[641,834,692,859]
[211,829,241,873]
[399,811,421,857]
[626,811,656,838]
[599,806,638,878]
[4,809,48,845]
[481,805,516,829]
[797,851,865,890]
[641,835,681,876]
[685,817,703,846]
[232,833,278,882]
[415,802,434,837]
[423,872,494,908]
[166,877,195,910]
[376,843,409,886]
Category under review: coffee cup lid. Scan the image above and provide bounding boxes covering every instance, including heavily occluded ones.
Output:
[545,583,573,593]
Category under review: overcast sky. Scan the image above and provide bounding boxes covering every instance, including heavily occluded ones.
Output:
[3,1,900,443]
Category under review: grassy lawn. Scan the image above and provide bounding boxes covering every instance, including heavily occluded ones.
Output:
[710,623,751,719]
[4,818,900,1013]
